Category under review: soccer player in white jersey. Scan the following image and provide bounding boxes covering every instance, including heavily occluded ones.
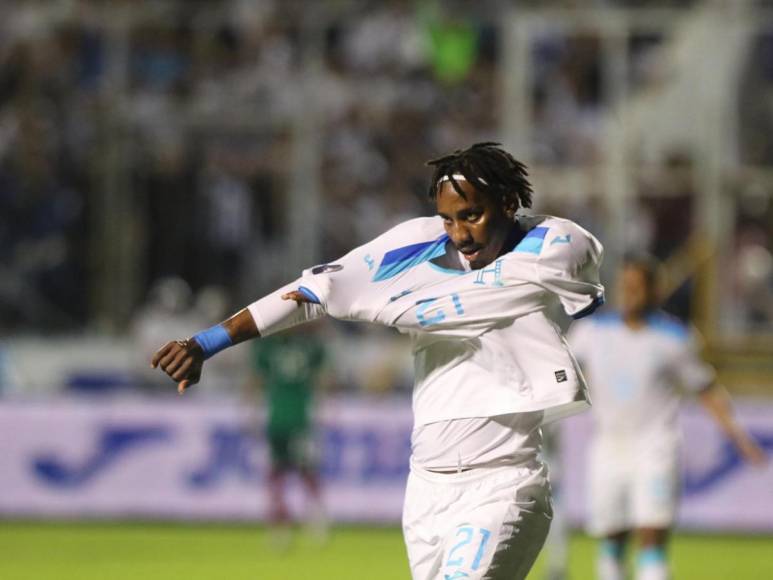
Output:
[568,256,766,580]
[151,143,605,579]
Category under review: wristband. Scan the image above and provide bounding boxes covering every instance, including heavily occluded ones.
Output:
[192,324,233,360]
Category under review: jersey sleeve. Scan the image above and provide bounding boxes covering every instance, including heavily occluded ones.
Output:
[249,218,446,332]
[245,244,371,336]
[535,222,605,319]
[291,218,446,322]
[670,329,716,393]
[247,280,326,337]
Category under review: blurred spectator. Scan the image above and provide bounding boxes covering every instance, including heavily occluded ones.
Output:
[195,147,255,288]
[531,32,604,165]
[0,0,770,347]
[733,182,773,331]
[0,101,88,331]
[131,276,199,389]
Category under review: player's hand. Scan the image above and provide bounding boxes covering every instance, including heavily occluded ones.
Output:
[282,290,311,304]
[150,339,204,395]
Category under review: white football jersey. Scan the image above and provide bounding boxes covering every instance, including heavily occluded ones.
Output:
[249,215,604,426]
[568,312,715,445]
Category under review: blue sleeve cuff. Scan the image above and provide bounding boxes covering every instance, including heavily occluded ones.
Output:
[297,285,322,304]
[573,295,605,320]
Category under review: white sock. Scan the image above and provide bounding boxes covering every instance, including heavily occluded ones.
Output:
[597,540,625,580]
[636,546,668,580]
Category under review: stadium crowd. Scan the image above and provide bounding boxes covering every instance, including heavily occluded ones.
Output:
[0,0,771,336]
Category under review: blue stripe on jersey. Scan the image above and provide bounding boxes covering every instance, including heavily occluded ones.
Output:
[373,235,449,282]
[590,310,689,341]
[513,226,549,254]
[645,312,689,341]
[592,311,622,325]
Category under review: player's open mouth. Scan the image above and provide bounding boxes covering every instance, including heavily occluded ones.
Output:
[460,248,482,262]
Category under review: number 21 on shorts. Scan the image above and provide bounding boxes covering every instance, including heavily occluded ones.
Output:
[444,525,492,578]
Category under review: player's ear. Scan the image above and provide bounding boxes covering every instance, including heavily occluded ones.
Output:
[502,197,518,220]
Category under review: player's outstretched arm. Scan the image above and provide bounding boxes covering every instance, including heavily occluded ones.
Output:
[698,384,768,466]
[150,216,468,393]
[151,308,259,394]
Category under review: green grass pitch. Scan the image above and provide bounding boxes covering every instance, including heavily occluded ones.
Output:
[1,522,772,579]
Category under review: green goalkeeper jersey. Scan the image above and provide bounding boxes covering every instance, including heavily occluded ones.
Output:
[252,334,326,433]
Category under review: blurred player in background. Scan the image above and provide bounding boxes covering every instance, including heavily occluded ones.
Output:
[152,143,605,580]
[568,255,767,580]
[251,326,329,546]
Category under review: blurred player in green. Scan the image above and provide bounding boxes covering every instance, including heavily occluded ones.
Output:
[251,326,329,545]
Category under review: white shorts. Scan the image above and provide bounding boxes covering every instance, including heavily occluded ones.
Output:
[587,438,680,536]
[402,459,552,580]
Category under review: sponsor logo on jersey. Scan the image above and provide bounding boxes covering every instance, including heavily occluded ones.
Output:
[554,369,568,383]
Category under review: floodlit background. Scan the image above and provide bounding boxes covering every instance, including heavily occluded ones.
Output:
[1,1,772,579]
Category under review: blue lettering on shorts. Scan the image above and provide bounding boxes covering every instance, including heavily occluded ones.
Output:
[444,526,492,577]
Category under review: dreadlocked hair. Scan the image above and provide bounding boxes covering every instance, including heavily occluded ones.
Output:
[426,142,533,215]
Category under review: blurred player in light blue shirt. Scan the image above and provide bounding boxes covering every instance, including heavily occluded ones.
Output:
[569,255,767,580]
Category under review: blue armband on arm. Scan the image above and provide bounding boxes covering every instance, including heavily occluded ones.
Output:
[192,324,233,360]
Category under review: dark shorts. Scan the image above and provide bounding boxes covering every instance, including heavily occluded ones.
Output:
[267,427,314,469]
